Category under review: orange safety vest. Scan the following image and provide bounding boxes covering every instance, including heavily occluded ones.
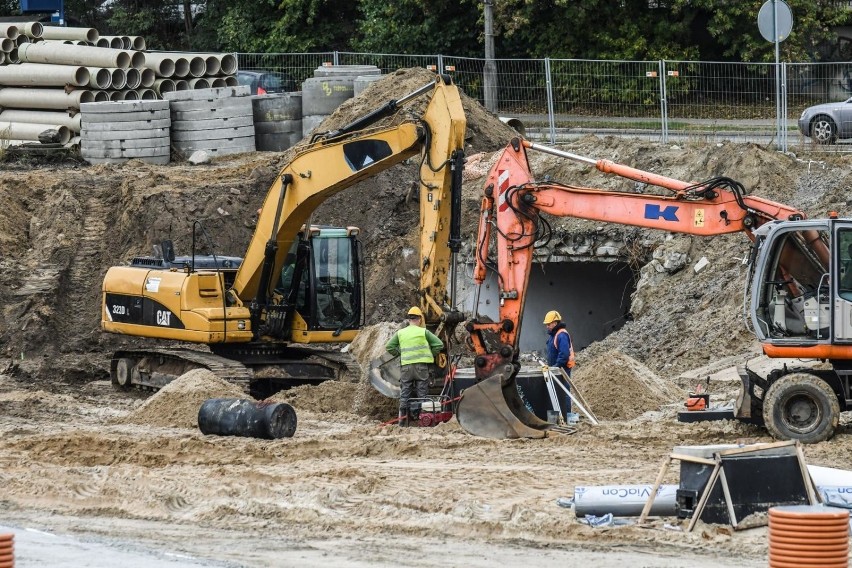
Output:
[553,328,576,369]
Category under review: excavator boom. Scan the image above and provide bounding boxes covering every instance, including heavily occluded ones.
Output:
[458,138,809,439]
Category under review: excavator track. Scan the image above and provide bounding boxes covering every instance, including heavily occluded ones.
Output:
[110,344,359,398]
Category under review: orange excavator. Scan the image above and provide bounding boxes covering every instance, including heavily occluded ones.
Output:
[458,137,851,444]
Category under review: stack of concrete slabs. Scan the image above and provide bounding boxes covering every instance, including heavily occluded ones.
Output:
[79,99,171,165]
[164,86,255,157]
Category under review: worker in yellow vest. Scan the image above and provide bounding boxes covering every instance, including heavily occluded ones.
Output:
[385,306,444,426]
[543,310,577,422]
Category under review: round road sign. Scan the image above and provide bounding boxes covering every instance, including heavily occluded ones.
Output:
[758,0,793,43]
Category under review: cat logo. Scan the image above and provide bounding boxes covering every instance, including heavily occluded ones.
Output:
[156,310,172,326]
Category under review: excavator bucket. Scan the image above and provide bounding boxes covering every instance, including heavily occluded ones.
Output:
[456,364,554,439]
[368,352,401,398]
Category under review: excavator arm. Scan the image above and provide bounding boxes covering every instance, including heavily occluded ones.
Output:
[458,138,811,439]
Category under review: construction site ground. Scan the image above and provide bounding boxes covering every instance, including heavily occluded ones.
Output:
[1,68,852,566]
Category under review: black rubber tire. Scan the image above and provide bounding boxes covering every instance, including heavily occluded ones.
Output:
[114,358,134,388]
[763,373,840,444]
[810,114,838,145]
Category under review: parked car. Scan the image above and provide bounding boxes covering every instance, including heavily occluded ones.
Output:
[798,97,852,144]
[236,70,298,95]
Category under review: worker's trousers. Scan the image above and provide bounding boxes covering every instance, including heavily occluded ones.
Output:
[558,368,572,417]
[399,363,430,416]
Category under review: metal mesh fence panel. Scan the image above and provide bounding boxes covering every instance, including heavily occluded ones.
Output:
[547,58,663,142]
[787,61,852,154]
[236,53,334,84]
[663,61,776,145]
[336,52,439,74]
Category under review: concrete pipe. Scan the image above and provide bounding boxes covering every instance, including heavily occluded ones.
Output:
[85,67,112,89]
[224,76,238,87]
[106,67,126,89]
[6,47,17,63]
[152,78,176,95]
[187,56,205,78]
[19,43,132,69]
[128,50,145,69]
[0,38,13,53]
[0,121,70,144]
[188,77,209,89]
[0,87,95,110]
[0,52,5,65]
[123,90,139,101]
[0,109,82,132]
[0,63,90,87]
[95,38,109,48]
[172,57,190,78]
[93,90,109,102]
[204,56,221,76]
[136,88,156,100]
[15,35,29,46]
[210,77,227,88]
[21,22,42,39]
[141,53,175,78]
[218,54,237,75]
[98,36,124,49]
[108,90,125,101]
[139,68,156,88]
[40,26,98,43]
[499,117,526,137]
[174,79,189,91]
[120,36,131,49]
[128,36,146,51]
[73,40,88,46]
[125,67,141,89]
[0,24,19,40]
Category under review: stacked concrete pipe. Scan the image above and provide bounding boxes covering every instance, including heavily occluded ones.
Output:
[252,92,302,151]
[301,64,381,137]
[80,99,171,165]
[165,86,255,157]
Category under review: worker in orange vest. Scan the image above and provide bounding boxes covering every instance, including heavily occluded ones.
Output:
[543,310,576,422]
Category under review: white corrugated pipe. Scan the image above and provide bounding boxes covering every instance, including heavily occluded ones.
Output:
[0,63,90,87]
[141,53,175,78]
[0,87,96,109]
[40,26,98,43]
[0,121,71,144]
[19,43,145,70]
[0,109,82,133]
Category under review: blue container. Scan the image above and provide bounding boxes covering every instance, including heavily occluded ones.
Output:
[20,0,62,12]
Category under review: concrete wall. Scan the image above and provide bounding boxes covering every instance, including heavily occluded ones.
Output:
[459,260,634,355]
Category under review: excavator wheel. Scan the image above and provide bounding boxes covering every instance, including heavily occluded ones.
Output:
[113,358,135,389]
[762,373,840,444]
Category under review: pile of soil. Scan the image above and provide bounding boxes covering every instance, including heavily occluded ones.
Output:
[572,350,684,420]
[117,369,245,428]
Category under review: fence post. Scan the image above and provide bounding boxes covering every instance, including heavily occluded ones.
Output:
[438,54,444,74]
[544,58,556,144]
[659,60,668,144]
[333,51,339,66]
[782,62,788,152]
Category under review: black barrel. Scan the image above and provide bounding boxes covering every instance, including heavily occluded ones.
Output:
[198,398,297,439]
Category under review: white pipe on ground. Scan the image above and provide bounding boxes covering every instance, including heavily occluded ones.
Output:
[0,121,71,144]
[172,57,190,78]
[93,90,109,102]
[0,110,81,132]
[124,67,141,89]
[188,77,209,89]
[123,90,139,101]
[174,79,189,91]
[121,36,131,49]
[107,90,125,101]
[0,63,90,87]
[224,76,238,87]
[40,26,99,43]
[128,36,146,51]
[210,77,227,88]
[188,56,205,78]
[98,36,124,49]
[106,67,126,89]
[0,38,13,53]
[136,88,156,100]
[6,47,18,63]
[15,35,29,47]
[0,88,95,110]
[204,56,220,76]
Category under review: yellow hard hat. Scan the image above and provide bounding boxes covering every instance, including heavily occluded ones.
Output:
[543,310,561,324]
[407,306,424,318]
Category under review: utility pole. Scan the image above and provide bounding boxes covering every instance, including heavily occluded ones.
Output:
[483,0,497,113]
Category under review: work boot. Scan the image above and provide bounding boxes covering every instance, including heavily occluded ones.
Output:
[398,411,409,427]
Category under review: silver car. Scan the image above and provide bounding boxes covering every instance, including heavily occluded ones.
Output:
[798,97,852,144]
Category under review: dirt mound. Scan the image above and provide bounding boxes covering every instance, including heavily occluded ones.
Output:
[268,380,356,414]
[116,368,245,428]
[349,322,400,418]
[572,350,685,420]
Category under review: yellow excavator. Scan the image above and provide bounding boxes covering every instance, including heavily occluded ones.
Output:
[101,74,466,396]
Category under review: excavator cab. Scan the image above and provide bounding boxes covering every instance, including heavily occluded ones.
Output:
[276,226,364,343]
